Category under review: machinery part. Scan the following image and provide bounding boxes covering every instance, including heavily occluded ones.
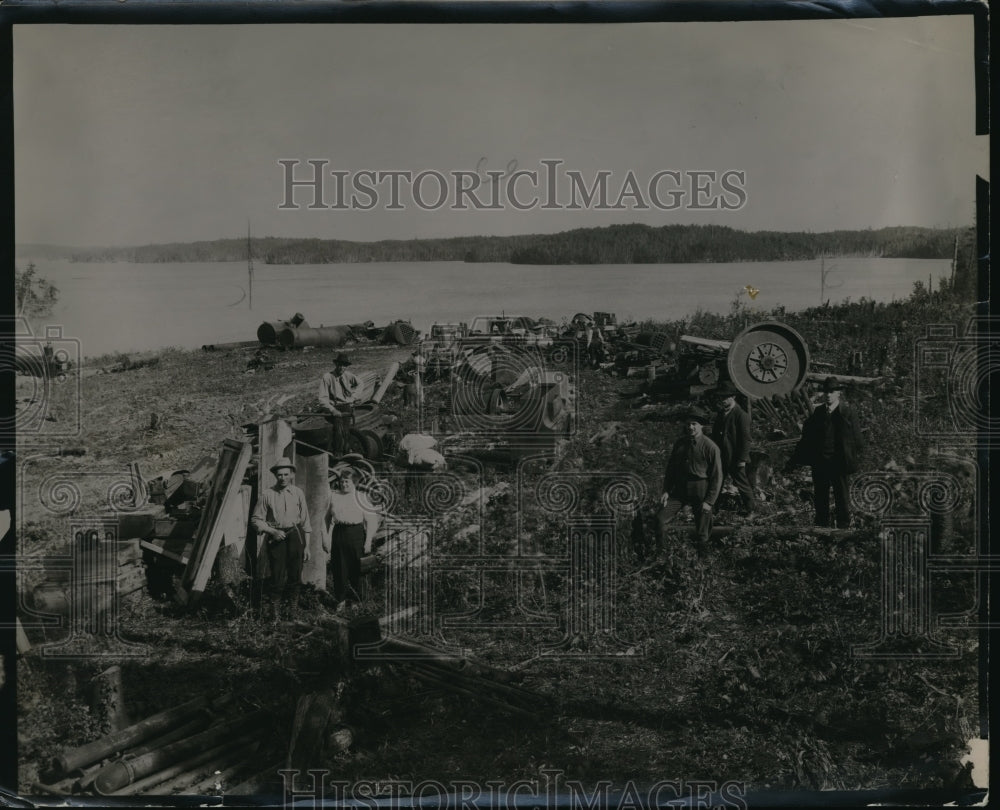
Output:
[487,388,507,415]
[289,417,332,451]
[381,321,418,346]
[277,325,351,350]
[697,362,720,386]
[356,429,382,460]
[257,314,307,346]
[346,429,369,457]
[726,321,810,398]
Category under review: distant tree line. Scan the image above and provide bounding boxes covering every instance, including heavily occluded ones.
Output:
[37,223,966,265]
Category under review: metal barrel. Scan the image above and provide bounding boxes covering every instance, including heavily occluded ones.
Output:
[92,712,264,794]
[256,322,287,346]
[53,695,211,775]
[277,325,351,349]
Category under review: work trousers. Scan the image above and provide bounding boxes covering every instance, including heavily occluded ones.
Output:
[656,479,713,546]
[727,463,756,512]
[331,523,366,604]
[267,525,304,606]
[812,458,851,529]
[329,415,350,456]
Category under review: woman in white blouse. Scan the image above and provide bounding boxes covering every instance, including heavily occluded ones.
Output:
[324,466,380,609]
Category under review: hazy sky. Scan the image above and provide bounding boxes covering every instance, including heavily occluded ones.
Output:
[14,18,987,247]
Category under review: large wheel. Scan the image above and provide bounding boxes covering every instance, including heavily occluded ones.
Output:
[726,321,810,399]
[357,429,382,460]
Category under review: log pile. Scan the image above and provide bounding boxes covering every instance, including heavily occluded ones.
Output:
[33,694,273,797]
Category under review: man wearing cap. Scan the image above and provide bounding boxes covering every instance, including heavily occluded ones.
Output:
[712,381,756,514]
[251,458,312,616]
[787,377,864,528]
[657,406,723,549]
[324,465,381,610]
[318,353,361,456]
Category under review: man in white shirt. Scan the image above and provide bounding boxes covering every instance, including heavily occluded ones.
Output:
[318,353,361,456]
[251,457,312,615]
[324,465,380,610]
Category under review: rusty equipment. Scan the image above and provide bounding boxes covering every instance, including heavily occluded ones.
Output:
[380,319,419,346]
[725,321,810,398]
[277,324,352,349]
[257,313,307,346]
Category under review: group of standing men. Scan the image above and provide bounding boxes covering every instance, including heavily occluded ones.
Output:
[250,352,381,617]
[656,377,863,548]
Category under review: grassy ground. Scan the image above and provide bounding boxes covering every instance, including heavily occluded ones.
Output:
[15,289,984,795]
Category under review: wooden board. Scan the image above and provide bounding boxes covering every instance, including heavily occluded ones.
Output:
[177,440,252,605]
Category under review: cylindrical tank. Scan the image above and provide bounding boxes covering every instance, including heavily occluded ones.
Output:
[277,325,351,349]
[258,314,309,345]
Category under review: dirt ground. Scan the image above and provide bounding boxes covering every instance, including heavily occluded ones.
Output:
[14,295,985,797]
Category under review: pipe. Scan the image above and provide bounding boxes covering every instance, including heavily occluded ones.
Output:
[92,712,264,794]
[109,731,259,796]
[53,695,211,776]
[201,341,261,352]
[74,716,210,790]
[277,325,351,349]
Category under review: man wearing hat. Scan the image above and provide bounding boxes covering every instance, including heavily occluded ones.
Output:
[251,458,312,616]
[712,381,756,514]
[787,377,864,528]
[318,353,361,456]
[657,406,723,549]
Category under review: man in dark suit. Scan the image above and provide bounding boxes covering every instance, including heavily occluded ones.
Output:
[787,377,864,528]
[657,406,723,548]
[712,380,756,514]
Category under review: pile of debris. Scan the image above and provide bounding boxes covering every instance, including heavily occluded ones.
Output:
[256,313,419,350]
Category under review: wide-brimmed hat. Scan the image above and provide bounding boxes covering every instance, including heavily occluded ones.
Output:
[679,406,711,425]
[333,353,352,367]
[820,376,843,393]
[269,457,295,474]
[715,380,741,398]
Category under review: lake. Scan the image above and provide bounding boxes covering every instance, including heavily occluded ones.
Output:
[22,258,949,358]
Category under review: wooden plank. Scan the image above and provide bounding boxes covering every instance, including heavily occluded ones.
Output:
[177,440,252,605]
[140,538,191,567]
[16,617,30,654]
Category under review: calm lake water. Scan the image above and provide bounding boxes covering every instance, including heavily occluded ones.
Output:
[25,258,949,358]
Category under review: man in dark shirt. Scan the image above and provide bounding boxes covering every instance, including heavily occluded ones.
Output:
[712,381,756,514]
[787,377,864,528]
[657,406,723,548]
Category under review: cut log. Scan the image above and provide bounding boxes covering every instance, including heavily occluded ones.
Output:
[53,695,211,775]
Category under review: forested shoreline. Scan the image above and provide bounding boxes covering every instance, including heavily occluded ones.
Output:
[20,223,967,265]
